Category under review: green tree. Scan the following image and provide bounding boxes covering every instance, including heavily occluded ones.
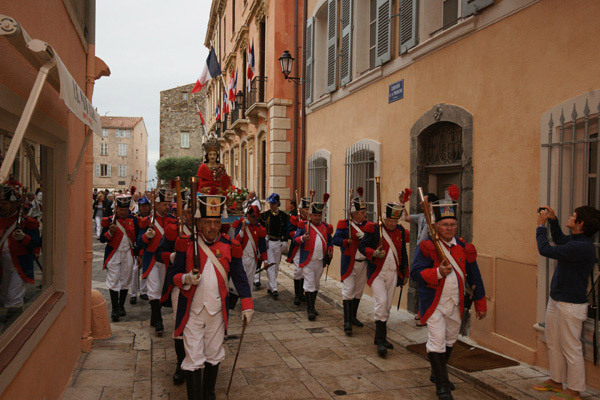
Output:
[156,156,201,187]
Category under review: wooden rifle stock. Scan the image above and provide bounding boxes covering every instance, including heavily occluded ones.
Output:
[190,177,200,274]
[306,190,315,234]
[174,177,183,237]
[417,187,449,266]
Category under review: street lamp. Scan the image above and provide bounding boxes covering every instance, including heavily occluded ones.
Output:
[235,90,244,108]
[216,119,222,134]
[279,50,302,84]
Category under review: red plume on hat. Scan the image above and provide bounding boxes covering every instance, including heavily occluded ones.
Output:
[402,188,413,203]
[130,186,137,195]
[323,193,330,204]
[356,187,364,197]
[448,184,460,201]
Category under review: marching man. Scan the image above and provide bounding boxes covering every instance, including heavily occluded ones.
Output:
[130,195,151,305]
[0,184,41,320]
[167,192,253,400]
[333,187,369,335]
[232,205,267,288]
[294,194,333,321]
[259,193,289,298]
[100,193,140,322]
[287,196,310,306]
[410,186,486,400]
[359,202,409,356]
[137,188,177,335]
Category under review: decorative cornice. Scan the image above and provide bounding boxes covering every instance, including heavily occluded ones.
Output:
[245,0,268,26]
[205,0,226,48]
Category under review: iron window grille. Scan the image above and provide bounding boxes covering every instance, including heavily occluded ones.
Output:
[345,142,377,221]
[308,154,329,220]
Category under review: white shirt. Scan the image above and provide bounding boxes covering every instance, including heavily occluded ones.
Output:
[190,256,221,316]
[437,238,460,306]
[312,227,324,261]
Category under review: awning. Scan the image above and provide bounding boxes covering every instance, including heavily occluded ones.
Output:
[0,14,104,183]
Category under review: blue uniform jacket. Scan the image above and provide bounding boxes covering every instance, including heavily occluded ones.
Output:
[358,222,408,286]
[333,219,368,281]
[293,222,333,268]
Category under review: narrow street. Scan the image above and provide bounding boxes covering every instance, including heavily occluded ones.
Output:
[58,237,599,400]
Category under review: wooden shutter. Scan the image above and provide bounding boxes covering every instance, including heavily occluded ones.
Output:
[305,17,314,104]
[375,0,392,66]
[339,0,353,86]
[96,164,100,177]
[462,0,493,17]
[326,0,338,93]
[399,0,418,54]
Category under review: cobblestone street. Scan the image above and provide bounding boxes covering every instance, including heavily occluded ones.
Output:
[61,239,600,400]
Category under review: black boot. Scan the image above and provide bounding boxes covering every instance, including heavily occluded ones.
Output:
[313,291,319,316]
[173,339,186,385]
[343,300,353,335]
[351,298,364,327]
[382,321,394,350]
[307,291,316,321]
[429,352,454,399]
[300,279,307,302]
[185,369,203,400]
[203,362,219,400]
[150,300,164,335]
[109,290,120,322]
[375,320,387,356]
[130,295,137,305]
[119,290,128,317]
[293,280,302,306]
[430,347,455,390]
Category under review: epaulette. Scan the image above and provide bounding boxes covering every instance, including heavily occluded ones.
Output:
[138,217,151,229]
[290,215,299,227]
[101,217,112,228]
[336,219,349,230]
[232,219,241,229]
[327,224,334,235]
[164,224,178,241]
[298,220,306,230]
[23,217,40,230]
[464,242,477,263]
[221,233,232,244]
[258,226,267,237]
[419,239,437,259]
[404,229,410,243]
[174,236,189,252]
[364,222,376,233]
[231,238,243,258]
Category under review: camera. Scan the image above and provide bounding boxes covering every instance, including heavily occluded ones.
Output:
[538,207,548,213]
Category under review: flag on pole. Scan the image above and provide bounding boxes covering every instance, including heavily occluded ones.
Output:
[222,93,230,117]
[195,102,205,125]
[247,41,255,92]
[215,105,221,122]
[228,70,237,100]
[191,47,222,94]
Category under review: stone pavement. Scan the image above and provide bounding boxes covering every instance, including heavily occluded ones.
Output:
[61,239,600,399]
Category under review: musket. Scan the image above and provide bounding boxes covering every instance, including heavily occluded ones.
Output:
[347,188,354,241]
[226,319,247,396]
[459,284,477,335]
[396,190,407,311]
[375,177,383,247]
[306,189,316,234]
[174,177,183,237]
[16,187,27,230]
[150,189,157,227]
[190,177,200,274]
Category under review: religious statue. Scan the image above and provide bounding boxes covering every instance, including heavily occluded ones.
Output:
[196,133,231,194]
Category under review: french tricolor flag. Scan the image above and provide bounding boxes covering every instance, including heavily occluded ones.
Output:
[195,102,205,125]
[191,47,222,94]
[228,70,237,100]
[247,41,255,91]
[215,105,220,122]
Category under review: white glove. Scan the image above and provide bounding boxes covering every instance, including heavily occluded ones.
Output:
[12,229,25,241]
[145,228,155,239]
[169,252,176,264]
[241,309,254,325]
[184,271,201,286]
[355,230,364,239]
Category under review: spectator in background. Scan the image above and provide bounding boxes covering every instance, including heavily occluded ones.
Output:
[92,193,106,237]
[533,205,600,400]
[246,190,261,211]
[5,174,22,188]
[288,199,298,217]
[105,193,114,217]
[93,188,98,201]
[27,193,42,220]
[401,192,437,245]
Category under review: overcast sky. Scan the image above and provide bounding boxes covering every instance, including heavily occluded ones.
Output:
[94,0,210,188]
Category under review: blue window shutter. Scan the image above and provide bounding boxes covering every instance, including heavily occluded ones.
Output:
[399,0,418,54]
[339,0,353,86]
[375,0,392,66]
[326,0,338,93]
[462,0,493,17]
[305,17,314,104]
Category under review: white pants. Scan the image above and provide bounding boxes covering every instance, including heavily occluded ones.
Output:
[371,268,397,322]
[129,258,147,296]
[146,261,166,300]
[182,307,225,371]
[545,298,588,392]
[303,258,324,292]
[342,260,367,300]
[426,299,461,353]
[95,216,102,237]
[267,240,286,291]
[242,253,258,289]
[106,249,134,291]
[293,251,303,280]
[0,263,27,308]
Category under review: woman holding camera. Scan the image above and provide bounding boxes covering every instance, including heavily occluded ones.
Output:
[533,205,600,400]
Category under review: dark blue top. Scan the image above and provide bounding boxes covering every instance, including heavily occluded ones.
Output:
[536,219,597,304]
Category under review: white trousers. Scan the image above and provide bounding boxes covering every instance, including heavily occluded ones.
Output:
[106,249,134,291]
[146,261,166,300]
[303,259,324,292]
[0,262,27,308]
[95,216,102,237]
[545,298,588,392]
[182,307,225,371]
[267,240,285,291]
[371,268,397,322]
[129,258,148,296]
[426,299,461,353]
[293,251,303,280]
[342,260,368,300]
[242,253,258,289]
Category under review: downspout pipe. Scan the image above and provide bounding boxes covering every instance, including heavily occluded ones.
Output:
[292,0,299,196]
[300,0,307,197]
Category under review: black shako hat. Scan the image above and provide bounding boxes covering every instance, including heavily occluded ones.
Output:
[310,193,330,215]
[385,202,404,219]
[351,187,366,212]
[300,197,311,210]
[156,188,174,203]
[196,194,227,219]
[432,184,460,221]
[115,195,132,208]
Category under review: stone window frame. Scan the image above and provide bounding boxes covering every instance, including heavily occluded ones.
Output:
[308,149,331,222]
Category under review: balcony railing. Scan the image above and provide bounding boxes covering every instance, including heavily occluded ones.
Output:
[245,76,267,110]
[230,106,242,125]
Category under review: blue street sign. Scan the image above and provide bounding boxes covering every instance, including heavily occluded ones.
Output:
[389,79,404,103]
